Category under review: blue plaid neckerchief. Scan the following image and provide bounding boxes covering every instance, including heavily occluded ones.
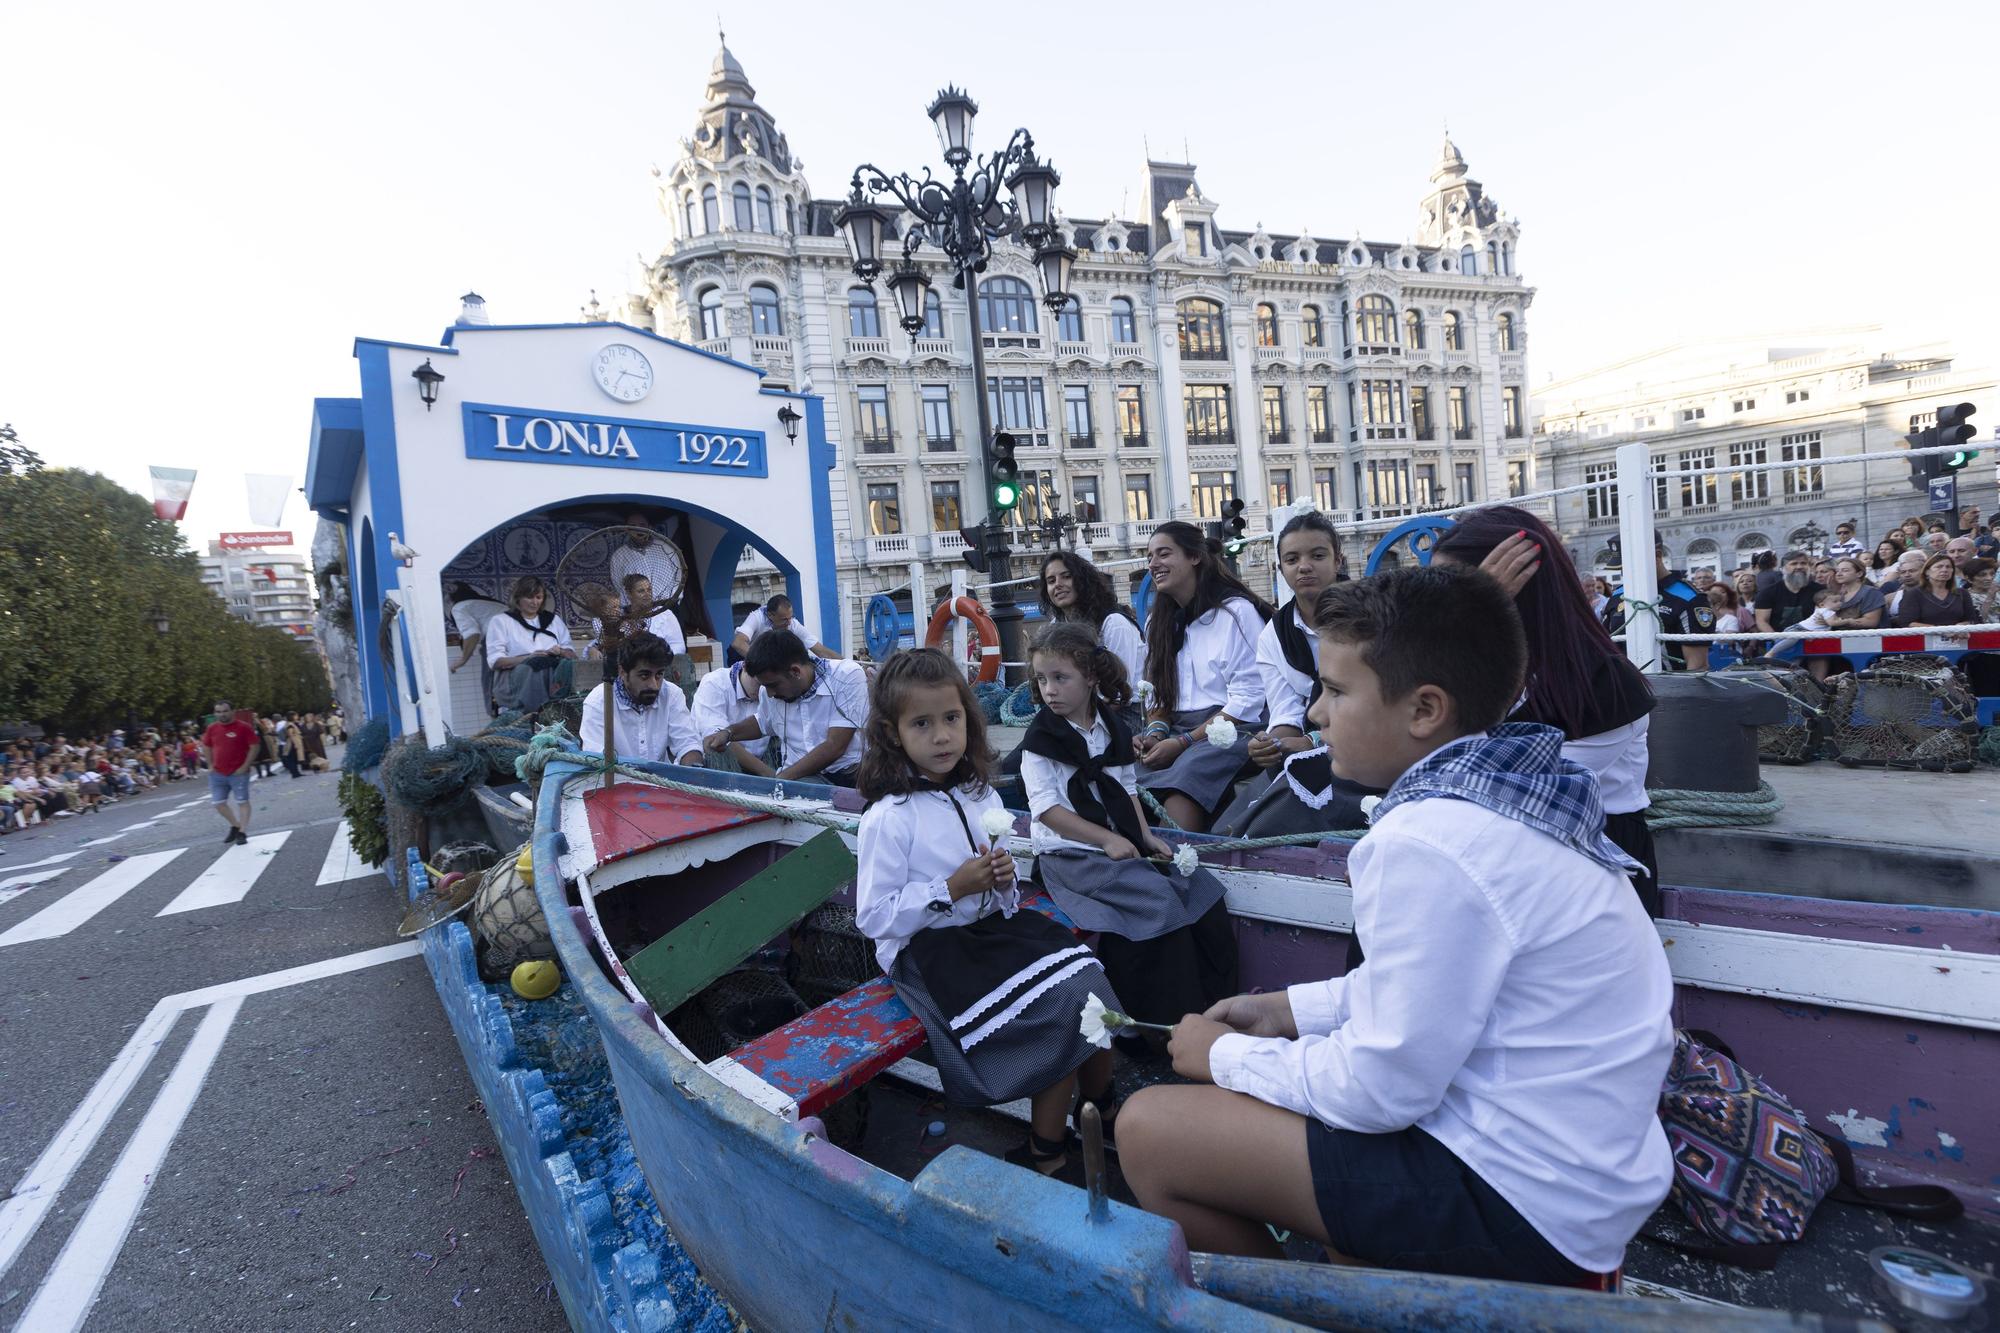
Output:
[1371,723,1643,876]
[611,679,656,714]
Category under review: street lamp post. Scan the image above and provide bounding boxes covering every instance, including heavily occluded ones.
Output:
[836,87,1076,672]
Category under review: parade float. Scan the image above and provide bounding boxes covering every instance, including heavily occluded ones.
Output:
[309,316,1998,1330]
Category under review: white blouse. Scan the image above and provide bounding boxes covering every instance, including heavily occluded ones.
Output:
[1021,711,1141,855]
[1097,612,1147,691]
[1254,607,1318,733]
[1155,597,1265,720]
[855,783,1019,971]
[484,611,573,667]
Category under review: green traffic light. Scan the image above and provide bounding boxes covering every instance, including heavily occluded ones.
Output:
[993,481,1020,510]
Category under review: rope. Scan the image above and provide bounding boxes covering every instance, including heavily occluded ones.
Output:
[998,682,1039,728]
[1644,781,1783,829]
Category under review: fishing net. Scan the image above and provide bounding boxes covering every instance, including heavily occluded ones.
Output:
[552,524,686,660]
[788,904,881,1007]
[380,734,491,817]
[667,967,806,1063]
[1824,655,1981,771]
[973,681,1010,726]
[1980,726,2000,768]
[471,845,551,976]
[341,717,391,773]
[1724,660,1825,764]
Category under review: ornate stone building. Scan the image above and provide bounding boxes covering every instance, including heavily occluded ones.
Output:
[1532,334,1996,576]
[606,42,1536,637]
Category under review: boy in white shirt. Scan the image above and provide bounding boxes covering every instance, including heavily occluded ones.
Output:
[704,629,867,785]
[1117,565,1675,1287]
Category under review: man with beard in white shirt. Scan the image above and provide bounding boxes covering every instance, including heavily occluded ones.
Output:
[579,632,704,766]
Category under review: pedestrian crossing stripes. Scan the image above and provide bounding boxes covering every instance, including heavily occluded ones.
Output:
[0,851,189,949]
[314,819,371,886]
[0,869,71,908]
[156,832,292,916]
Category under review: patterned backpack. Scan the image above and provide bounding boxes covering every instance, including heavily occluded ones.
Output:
[1657,1031,1961,1269]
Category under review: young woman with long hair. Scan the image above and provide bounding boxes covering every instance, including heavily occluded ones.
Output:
[1133,522,1275,831]
[1431,506,1661,914]
[1214,511,1383,837]
[1038,550,1146,687]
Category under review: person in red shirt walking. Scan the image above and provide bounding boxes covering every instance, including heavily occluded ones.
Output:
[200,699,260,845]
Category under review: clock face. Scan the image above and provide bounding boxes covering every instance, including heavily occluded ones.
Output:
[592,343,654,403]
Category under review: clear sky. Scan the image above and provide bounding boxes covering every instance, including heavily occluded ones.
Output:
[3,0,1993,551]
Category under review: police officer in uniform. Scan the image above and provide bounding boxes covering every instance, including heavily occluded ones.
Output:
[1602,536,1713,671]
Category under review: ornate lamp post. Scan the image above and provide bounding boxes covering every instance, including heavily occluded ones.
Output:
[836,86,1076,669]
[1798,520,1827,559]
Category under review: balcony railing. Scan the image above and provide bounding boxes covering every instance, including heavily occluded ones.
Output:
[751,335,792,358]
[864,534,918,560]
[1310,429,1336,444]
[911,338,952,356]
[845,337,892,357]
[1303,346,1335,362]
[1453,427,1475,441]
[1056,341,1090,357]
[1364,424,1408,441]
[698,337,732,356]
[1081,523,1115,545]
[1111,342,1144,359]
[924,436,956,453]
[1120,434,1150,449]
[1065,433,1096,449]
[1186,430,1236,446]
[933,531,971,555]
[1265,430,1291,445]
[983,333,1042,351]
[857,436,894,455]
[1180,345,1228,362]
[1255,347,1286,362]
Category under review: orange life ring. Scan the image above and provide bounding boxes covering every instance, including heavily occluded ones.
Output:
[925,596,1002,682]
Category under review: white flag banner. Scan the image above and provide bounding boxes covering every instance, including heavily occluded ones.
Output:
[244,473,292,528]
[149,466,198,521]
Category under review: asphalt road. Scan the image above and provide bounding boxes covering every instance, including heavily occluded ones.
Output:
[0,759,567,1332]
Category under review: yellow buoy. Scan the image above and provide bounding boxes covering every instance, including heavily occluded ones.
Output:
[510,959,561,1000]
[514,845,535,883]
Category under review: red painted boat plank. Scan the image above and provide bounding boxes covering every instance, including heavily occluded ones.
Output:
[732,978,925,1117]
[583,782,773,865]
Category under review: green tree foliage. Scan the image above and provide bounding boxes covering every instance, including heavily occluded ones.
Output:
[0,466,331,730]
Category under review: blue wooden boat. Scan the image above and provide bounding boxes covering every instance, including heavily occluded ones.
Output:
[435,751,1997,1330]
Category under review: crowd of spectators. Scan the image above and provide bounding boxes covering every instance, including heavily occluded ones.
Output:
[1,708,343,832]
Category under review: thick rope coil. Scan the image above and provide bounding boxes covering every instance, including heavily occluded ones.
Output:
[998,682,1039,728]
[1644,781,1783,829]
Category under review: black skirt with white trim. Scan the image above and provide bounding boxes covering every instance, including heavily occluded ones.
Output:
[889,911,1118,1106]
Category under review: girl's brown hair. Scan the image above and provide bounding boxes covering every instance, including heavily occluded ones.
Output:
[855,648,993,802]
[1029,622,1133,711]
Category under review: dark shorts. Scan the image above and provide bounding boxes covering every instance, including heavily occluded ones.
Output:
[1306,1121,1593,1285]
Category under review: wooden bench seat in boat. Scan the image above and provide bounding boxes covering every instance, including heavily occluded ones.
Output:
[722,892,1078,1120]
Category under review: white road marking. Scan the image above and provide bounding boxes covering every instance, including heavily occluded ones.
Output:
[13,997,244,1333]
[0,850,80,874]
[154,831,291,916]
[76,832,127,849]
[0,941,421,1286]
[0,1006,181,1280]
[0,850,187,949]
[314,818,373,885]
[0,868,72,906]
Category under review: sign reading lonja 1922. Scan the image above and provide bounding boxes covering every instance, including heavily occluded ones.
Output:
[462,403,768,479]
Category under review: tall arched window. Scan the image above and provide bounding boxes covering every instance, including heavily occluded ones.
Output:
[1404,309,1425,349]
[1443,310,1463,351]
[1338,300,1351,351]
[698,287,724,340]
[978,276,1039,334]
[755,186,775,233]
[1255,303,1279,347]
[1301,305,1323,347]
[848,287,881,338]
[1459,245,1477,276]
[921,290,943,340]
[1497,313,1516,352]
[749,284,783,335]
[1355,295,1396,345]
[700,186,719,233]
[732,183,754,230]
[785,197,795,233]
[682,194,697,238]
[1056,296,1083,343]
[1177,298,1227,359]
[1110,297,1136,344]
[1487,241,1500,275]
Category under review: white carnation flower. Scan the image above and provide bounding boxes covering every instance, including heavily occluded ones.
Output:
[1360,795,1381,822]
[1172,844,1199,876]
[980,808,1015,841]
[1205,717,1237,749]
[1078,993,1113,1049]
[1136,679,1155,703]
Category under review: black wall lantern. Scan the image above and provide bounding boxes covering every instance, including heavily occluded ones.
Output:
[776,404,802,443]
[411,358,445,411]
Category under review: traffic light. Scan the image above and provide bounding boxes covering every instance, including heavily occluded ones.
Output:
[1937,402,1978,472]
[1906,424,1942,490]
[1206,498,1249,554]
[988,431,1020,513]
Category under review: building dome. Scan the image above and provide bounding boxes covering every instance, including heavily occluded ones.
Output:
[689,39,792,173]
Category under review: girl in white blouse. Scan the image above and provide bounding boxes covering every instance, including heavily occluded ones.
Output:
[1133,522,1274,831]
[854,649,1117,1176]
[484,575,577,713]
[1022,624,1237,1033]
[1037,551,1147,693]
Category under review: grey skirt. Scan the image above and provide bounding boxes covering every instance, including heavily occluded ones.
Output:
[1138,707,1262,813]
[1037,849,1226,943]
[1213,767,1376,839]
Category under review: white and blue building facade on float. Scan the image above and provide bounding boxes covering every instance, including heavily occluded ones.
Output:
[305,317,835,745]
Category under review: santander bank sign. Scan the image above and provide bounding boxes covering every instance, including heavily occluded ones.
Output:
[218,531,293,550]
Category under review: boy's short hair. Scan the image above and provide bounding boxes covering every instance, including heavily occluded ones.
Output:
[745,626,811,676]
[1313,566,1526,733]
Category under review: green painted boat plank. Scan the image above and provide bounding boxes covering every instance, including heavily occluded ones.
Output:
[624,830,855,1016]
